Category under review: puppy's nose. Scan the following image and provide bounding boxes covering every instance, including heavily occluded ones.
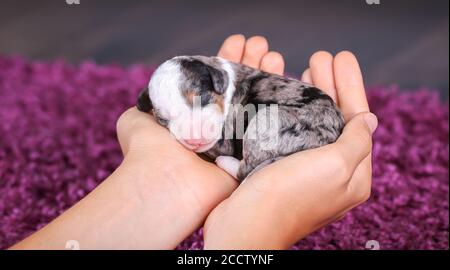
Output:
[184,138,208,146]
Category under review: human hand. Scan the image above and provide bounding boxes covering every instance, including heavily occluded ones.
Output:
[204,50,378,249]
[11,105,238,249]
[15,35,279,250]
[113,34,285,248]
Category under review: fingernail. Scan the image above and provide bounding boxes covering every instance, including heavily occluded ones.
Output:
[364,113,378,134]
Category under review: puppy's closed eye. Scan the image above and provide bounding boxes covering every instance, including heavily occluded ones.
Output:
[153,110,169,126]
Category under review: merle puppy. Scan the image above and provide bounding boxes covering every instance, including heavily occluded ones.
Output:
[137,55,344,181]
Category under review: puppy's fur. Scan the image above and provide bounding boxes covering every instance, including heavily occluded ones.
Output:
[137,56,344,181]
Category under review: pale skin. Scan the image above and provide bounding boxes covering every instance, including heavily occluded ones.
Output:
[10,34,377,250]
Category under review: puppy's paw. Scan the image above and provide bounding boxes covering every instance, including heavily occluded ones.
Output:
[215,156,240,179]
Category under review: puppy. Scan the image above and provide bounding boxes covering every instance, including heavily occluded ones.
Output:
[137,55,344,181]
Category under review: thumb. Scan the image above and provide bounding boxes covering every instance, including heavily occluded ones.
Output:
[333,112,378,171]
[116,107,163,155]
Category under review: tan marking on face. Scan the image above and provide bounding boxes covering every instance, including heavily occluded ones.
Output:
[183,90,196,106]
[182,89,224,114]
[213,93,224,113]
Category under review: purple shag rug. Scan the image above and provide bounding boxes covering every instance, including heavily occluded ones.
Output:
[0,55,448,250]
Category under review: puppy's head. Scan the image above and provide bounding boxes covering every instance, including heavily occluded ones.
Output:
[139,56,235,152]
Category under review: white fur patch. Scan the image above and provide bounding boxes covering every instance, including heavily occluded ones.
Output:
[217,57,236,119]
[148,59,189,122]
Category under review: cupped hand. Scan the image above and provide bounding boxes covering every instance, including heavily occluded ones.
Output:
[204,49,378,249]
[115,34,283,248]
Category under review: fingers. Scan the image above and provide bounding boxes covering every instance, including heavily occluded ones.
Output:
[333,112,378,176]
[219,35,284,75]
[333,51,369,121]
[301,68,312,84]
[117,107,159,131]
[346,155,372,204]
[117,107,150,134]
[260,51,285,75]
[217,34,246,63]
[116,107,142,155]
[333,52,374,205]
[116,107,149,154]
[241,36,269,69]
[116,107,166,155]
[309,51,338,103]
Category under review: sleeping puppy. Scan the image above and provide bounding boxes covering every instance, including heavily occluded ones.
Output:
[137,55,344,181]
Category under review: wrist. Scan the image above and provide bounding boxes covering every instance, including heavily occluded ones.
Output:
[112,155,206,249]
[117,151,237,248]
[204,176,314,250]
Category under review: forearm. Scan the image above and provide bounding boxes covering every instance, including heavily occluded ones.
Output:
[10,156,206,250]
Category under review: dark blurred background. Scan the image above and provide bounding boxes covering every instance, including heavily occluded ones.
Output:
[0,0,448,98]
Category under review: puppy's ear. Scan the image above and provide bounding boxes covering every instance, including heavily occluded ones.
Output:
[180,59,228,95]
[206,65,228,95]
[136,88,153,112]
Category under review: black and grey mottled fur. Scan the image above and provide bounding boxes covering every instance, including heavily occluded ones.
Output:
[210,60,344,180]
[137,56,345,181]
